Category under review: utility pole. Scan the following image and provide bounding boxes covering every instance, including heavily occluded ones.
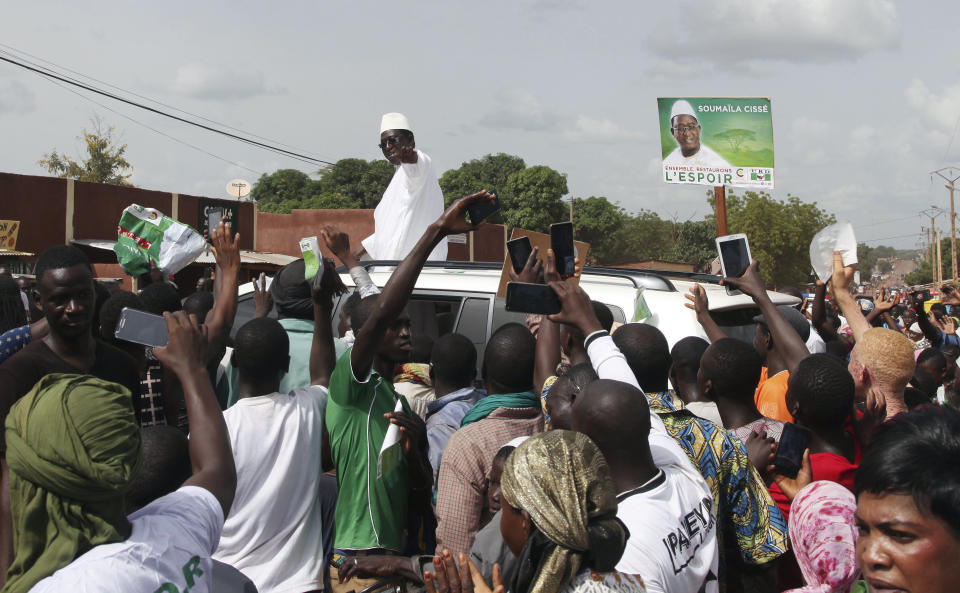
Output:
[938,229,944,284]
[931,167,960,283]
[921,206,945,279]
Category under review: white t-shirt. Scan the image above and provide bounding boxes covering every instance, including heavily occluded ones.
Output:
[214,385,329,593]
[683,401,724,427]
[615,468,719,593]
[805,322,826,353]
[30,486,224,592]
[362,149,447,261]
[663,145,732,170]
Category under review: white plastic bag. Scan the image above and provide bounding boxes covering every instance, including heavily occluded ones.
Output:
[809,222,858,283]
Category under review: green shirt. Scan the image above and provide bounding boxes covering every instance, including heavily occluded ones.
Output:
[326,349,411,551]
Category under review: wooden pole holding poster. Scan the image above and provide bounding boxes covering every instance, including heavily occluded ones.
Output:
[714,185,728,236]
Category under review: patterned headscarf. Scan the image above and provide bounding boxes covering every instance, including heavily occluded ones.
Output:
[500,430,627,593]
[4,373,142,593]
[786,481,860,593]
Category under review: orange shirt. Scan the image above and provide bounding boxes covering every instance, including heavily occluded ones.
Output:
[754,367,794,423]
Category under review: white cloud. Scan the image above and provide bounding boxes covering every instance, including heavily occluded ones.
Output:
[172,63,282,100]
[647,0,901,66]
[0,79,35,115]
[479,89,640,143]
[905,79,960,127]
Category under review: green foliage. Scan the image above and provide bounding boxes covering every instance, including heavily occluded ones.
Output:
[39,117,133,186]
[711,128,756,152]
[439,153,526,206]
[316,158,394,209]
[667,219,717,271]
[712,190,836,288]
[250,169,319,213]
[857,244,898,278]
[501,165,569,233]
[572,197,628,264]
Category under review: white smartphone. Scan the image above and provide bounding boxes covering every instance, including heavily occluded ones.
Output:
[114,307,168,348]
[716,234,752,296]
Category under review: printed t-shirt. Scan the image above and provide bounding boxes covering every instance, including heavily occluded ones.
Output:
[30,486,224,592]
[616,467,720,593]
[214,385,329,593]
[326,349,412,551]
[754,367,793,423]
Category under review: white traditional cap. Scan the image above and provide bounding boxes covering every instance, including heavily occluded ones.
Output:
[380,112,411,134]
[670,100,696,120]
[502,436,530,450]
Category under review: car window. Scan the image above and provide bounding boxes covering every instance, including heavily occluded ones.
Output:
[710,308,760,344]
[407,295,463,342]
[456,297,490,346]
[492,297,529,332]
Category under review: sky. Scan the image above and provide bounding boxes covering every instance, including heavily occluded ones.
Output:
[1,0,957,250]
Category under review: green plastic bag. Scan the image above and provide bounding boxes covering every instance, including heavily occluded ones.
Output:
[114,204,206,277]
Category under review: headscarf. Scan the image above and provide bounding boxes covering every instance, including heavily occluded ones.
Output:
[460,391,541,427]
[270,259,314,320]
[786,481,860,593]
[500,431,627,593]
[3,373,143,593]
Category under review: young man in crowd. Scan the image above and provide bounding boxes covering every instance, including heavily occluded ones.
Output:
[325,191,493,592]
[8,310,236,591]
[213,258,344,593]
[610,322,788,590]
[434,322,543,554]
[669,336,721,425]
[424,332,481,481]
[0,245,143,582]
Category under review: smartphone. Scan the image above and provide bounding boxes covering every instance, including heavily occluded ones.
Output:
[206,207,224,236]
[507,237,534,275]
[716,234,752,296]
[114,307,168,348]
[505,282,562,315]
[773,422,811,479]
[550,221,576,276]
[466,190,501,224]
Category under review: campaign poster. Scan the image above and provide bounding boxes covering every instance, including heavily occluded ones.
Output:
[657,97,774,188]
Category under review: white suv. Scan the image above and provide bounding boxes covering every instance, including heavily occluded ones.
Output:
[234,261,799,371]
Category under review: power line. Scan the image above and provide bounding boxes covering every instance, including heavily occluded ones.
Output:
[40,75,263,176]
[860,231,925,243]
[853,213,921,229]
[0,52,336,167]
[0,43,328,160]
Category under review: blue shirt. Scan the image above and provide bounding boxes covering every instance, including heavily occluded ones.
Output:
[425,387,483,476]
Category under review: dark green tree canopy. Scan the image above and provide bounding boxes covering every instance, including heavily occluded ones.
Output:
[39,117,133,186]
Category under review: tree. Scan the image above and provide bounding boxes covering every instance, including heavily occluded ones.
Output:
[316,158,394,209]
[250,169,319,213]
[711,129,756,152]
[501,165,569,233]
[439,153,526,207]
[39,117,133,186]
[712,190,836,288]
[667,219,717,271]
[572,197,628,265]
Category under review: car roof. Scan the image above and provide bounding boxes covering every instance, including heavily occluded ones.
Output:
[241,262,800,311]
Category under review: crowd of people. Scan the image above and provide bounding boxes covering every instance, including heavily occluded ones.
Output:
[0,184,958,593]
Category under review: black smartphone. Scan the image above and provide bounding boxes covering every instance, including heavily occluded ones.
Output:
[550,221,576,276]
[114,307,168,348]
[507,237,534,275]
[466,190,501,224]
[773,422,811,479]
[505,282,562,315]
[206,207,224,236]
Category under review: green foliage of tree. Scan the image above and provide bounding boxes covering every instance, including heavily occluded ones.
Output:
[501,165,569,233]
[711,128,756,152]
[713,190,836,288]
[667,219,717,272]
[572,197,628,264]
[857,243,898,278]
[250,169,319,213]
[316,158,394,209]
[439,153,527,207]
[39,117,133,186]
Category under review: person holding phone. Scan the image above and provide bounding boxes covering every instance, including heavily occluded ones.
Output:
[357,113,447,262]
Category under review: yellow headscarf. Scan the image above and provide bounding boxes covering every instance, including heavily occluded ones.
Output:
[500,430,627,593]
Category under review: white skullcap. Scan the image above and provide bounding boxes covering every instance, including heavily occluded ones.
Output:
[380,112,411,134]
[670,100,696,120]
[502,436,529,450]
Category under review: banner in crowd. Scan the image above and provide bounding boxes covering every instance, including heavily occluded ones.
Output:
[657,97,774,189]
[114,204,206,277]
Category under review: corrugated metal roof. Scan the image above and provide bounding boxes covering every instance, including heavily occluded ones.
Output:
[0,250,34,257]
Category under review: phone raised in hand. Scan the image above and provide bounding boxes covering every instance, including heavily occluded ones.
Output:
[206,207,224,237]
[716,233,752,296]
[507,237,534,275]
[505,282,562,315]
[772,422,811,479]
[114,307,168,348]
[550,221,576,276]
[466,190,501,224]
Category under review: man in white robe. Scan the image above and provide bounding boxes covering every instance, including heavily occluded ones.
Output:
[663,100,733,170]
[359,113,447,261]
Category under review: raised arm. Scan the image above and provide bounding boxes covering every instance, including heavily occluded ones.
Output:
[723,261,810,372]
[685,284,727,343]
[203,221,241,348]
[322,225,380,298]
[310,259,347,388]
[153,311,236,516]
[810,279,838,342]
[827,251,871,342]
[350,191,493,378]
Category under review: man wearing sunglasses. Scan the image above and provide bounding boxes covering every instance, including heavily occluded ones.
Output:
[358,112,447,262]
